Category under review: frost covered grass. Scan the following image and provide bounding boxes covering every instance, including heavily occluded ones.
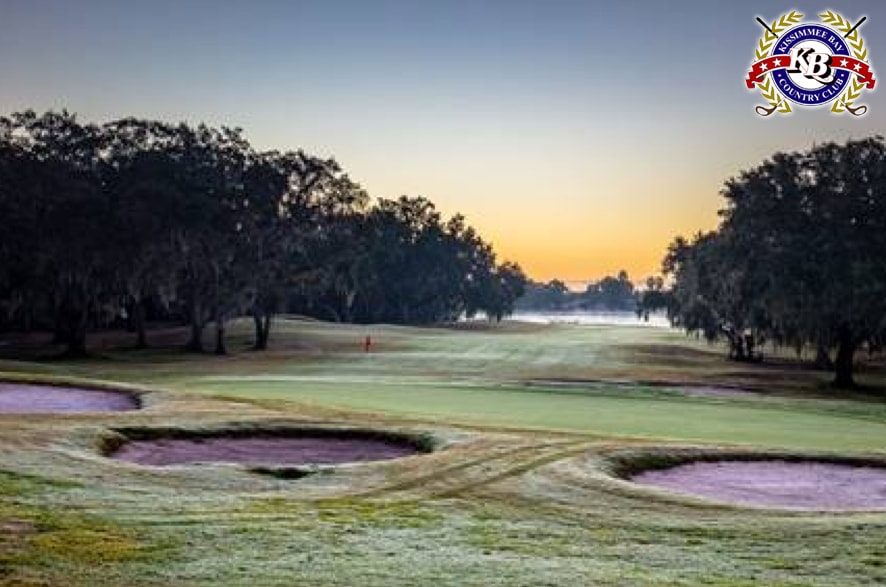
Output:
[1,319,885,585]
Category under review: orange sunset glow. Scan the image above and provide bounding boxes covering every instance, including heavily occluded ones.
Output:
[2,0,883,282]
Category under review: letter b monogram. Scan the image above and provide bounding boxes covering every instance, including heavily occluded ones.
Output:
[788,47,835,84]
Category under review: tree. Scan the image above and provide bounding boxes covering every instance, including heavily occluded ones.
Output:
[103,119,184,348]
[636,275,669,321]
[665,138,886,388]
[0,111,110,356]
[0,109,525,355]
[482,261,528,322]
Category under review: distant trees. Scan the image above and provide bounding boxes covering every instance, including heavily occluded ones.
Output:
[585,270,635,311]
[0,110,526,355]
[516,271,637,312]
[653,138,886,388]
[515,280,571,310]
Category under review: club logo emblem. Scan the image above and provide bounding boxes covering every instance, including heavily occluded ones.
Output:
[746,10,876,116]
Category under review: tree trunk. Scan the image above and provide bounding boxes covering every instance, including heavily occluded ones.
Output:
[52,315,68,345]
[55,290,88,357]
[744,333,757,362]
[323,305,342,323]
[251,310,271,351]
[64,307,89,358]
[833,328,856,389]
[727,333,746,362]
[66,330,88,357]
[186,321,204,352]
[814,343,834,370]
[185,297,204,352]
[343,289,357,323]
[133,298,148,349]
[262,314,272,348]
[22,306,32,333]
[214,319,227,355]
[252,312,265,350]
[213,297,226,356]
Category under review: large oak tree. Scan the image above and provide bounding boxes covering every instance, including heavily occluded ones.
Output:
[664,138,886,388]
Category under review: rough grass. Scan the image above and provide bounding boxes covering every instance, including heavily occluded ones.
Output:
[0,471,171,586]
[0,319,885,585]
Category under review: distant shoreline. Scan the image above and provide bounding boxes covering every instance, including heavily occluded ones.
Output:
[470,311,672,328]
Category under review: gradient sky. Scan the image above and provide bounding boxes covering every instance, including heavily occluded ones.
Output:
[1,0,884,283]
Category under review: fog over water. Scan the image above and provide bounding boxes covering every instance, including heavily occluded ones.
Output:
[507,311,671,328]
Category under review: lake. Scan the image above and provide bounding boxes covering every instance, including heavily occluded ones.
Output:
[507,310,671,328]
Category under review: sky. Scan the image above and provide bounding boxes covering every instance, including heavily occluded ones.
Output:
[1,0,884,284]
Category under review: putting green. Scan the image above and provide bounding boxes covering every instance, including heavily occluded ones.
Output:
[188,377,886,452]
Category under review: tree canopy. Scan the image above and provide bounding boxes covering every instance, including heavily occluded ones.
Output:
[0,110,526,355]
[655,137,886,388]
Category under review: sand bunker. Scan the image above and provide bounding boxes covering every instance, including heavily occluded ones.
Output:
[111,434,421,467]
[632,459,886,510]
[0,382,139,413]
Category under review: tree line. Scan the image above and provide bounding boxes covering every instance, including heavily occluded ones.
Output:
[516,270,638,312]
[0,110,526,355]
[641,138,886,388]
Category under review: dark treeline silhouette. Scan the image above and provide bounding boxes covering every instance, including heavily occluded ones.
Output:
[0,110,526,355]
[640,137,886,389]
[516,270,637,312]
